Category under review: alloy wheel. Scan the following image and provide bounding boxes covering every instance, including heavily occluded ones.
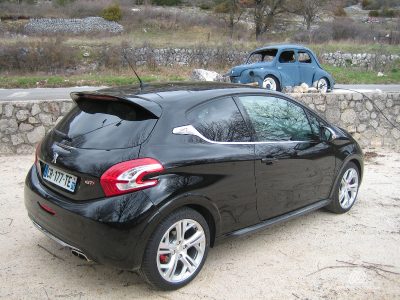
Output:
[156,219,206,283]
[339,168,359,209]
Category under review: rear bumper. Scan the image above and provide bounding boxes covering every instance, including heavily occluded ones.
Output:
[24,165,159,270]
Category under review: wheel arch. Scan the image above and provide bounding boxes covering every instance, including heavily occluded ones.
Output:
[131,194,221,269]
[329,154,364,200]
[314,70,334,90]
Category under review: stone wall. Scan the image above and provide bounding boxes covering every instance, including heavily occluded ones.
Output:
[119,47,399,70]
[0,91,399,155]
[0,100,74,155]
[121,47,398,70]
[320,52,400,71]
[24,17,124,34]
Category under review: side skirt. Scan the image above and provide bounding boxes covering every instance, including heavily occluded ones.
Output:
[218,199,331,241]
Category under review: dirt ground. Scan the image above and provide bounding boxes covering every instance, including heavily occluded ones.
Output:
[0,151,399,299]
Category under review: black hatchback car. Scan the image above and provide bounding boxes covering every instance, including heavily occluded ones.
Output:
[25,82,363,290]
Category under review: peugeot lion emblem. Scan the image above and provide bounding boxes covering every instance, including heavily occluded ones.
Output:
[52,152,59,164]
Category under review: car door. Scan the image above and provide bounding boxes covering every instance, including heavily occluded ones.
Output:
[276,49,300,87]
[298,50,316,86]
[236,94,336,220]
[180,96,259,232]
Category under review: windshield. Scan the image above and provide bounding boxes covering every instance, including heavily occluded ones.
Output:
[246,49,278,64]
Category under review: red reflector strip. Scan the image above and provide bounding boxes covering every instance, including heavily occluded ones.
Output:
[38,202,56,215]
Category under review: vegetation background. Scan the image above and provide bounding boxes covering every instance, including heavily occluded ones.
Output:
[0,0,399,87]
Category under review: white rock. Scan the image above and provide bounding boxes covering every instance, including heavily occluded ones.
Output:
[191,69,223,82]
[38,113,53,125]
[16,109,30,121]
[341,109,357,124]
[27,126,45,144]
[31,104,41,116]
[4,105,13,117]
[377,72,385,77]
[19,123,34,132]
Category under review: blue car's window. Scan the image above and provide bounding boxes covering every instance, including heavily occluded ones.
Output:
[239,95,313,142]
[247,49,277,63]
[279,51,296,63]
[188,97,251,142]
[298,51,312,63]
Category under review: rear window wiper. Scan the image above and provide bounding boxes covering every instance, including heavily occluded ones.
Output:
[54,129,72,141]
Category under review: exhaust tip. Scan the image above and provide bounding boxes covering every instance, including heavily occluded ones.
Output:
[71,249,90,261]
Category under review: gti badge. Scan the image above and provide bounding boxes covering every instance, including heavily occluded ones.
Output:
[52,152,59,164]
[84,180,95,186]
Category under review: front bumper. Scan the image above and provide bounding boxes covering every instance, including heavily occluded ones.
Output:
[24,165,159,270]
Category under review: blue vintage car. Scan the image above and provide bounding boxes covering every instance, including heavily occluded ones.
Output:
[229,44,335,92]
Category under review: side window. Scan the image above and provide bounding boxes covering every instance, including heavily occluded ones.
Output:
[279,50,296,63]
[247,53,263,63]
[298,51,312,63]
[238,95,313,141]
[187,97,251,142]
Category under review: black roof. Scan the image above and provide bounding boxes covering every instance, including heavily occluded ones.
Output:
[71,81,279,117]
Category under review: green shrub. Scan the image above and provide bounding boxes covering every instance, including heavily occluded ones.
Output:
[368,10,379,17]
[361,0,371,9]
[199,3,211,10]
[152,0,182,6]
[101,3,122,22]
[381,8,396,17]
[54,0,75,7]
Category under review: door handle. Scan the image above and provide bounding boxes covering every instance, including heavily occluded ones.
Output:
[261,157,275,165]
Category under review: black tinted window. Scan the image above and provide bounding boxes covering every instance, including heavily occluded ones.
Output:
[307,113,322,140]
[55,100,157,149]
[239,95,313,141]
[188,97,251,142]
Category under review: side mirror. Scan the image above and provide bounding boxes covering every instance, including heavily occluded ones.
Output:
[320,125,337,142]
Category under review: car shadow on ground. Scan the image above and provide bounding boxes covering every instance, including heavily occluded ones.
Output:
[30,208,334,294]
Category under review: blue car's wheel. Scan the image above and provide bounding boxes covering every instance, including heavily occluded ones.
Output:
[316,77,329,93]
[262,76,281,91]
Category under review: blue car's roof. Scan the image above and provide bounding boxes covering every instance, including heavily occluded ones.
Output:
[251,44,312,53]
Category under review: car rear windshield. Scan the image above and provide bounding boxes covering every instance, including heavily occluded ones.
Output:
[54,99,158,150]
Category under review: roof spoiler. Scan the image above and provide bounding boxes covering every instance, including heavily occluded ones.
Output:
[70,92,162,118]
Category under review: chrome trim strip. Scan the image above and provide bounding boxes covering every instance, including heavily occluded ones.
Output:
[30,218,91,261]
[172,124,309,145]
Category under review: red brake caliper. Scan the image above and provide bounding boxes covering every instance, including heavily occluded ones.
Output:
[160,255,168,264]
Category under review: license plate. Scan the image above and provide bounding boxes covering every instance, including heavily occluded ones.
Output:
[43,164,77,192]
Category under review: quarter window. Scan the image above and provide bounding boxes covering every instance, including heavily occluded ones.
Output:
[298,51,312,63]
[187,97,251,142]
[307,112,322,140]
[239,95,313,141]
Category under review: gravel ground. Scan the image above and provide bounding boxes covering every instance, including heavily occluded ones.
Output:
[0,151,399,299]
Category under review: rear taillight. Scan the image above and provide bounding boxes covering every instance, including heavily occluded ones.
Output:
[100,158,164,197]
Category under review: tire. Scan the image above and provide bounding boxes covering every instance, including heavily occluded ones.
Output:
[262,75,281,92]
[140,207,210,290]
[326,162,360,214]
[315,77,329,93]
